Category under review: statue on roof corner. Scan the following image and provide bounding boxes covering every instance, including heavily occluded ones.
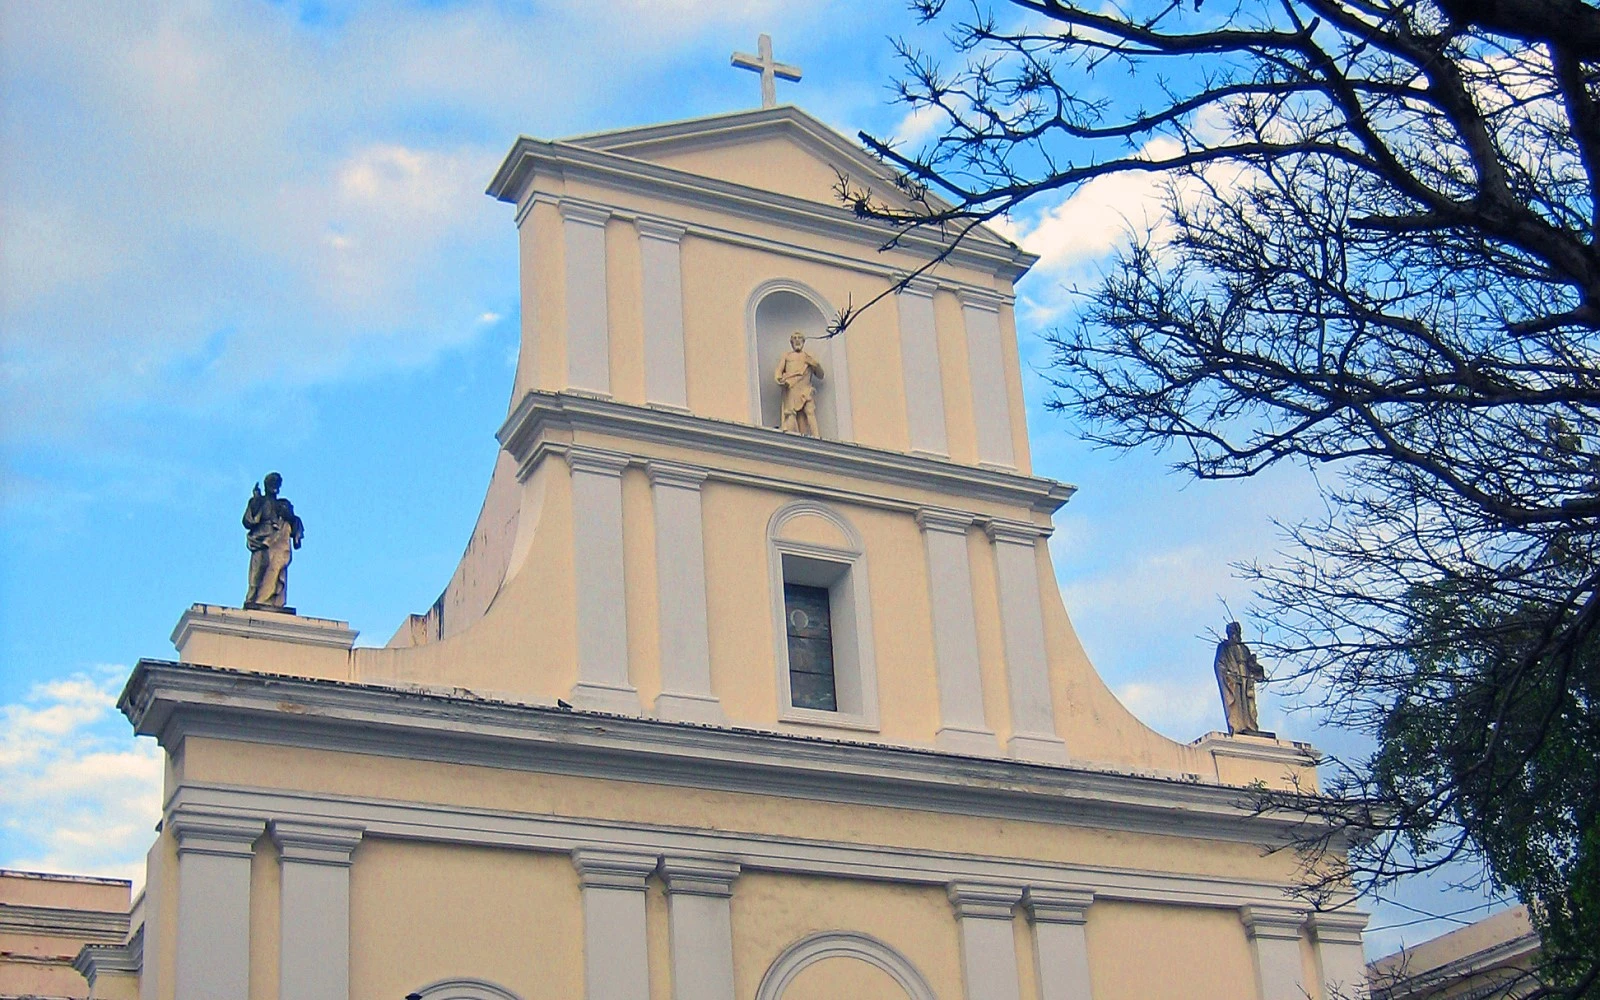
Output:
[1214,621,1269,736]
[774,331,825,437]
[243,472,304,613]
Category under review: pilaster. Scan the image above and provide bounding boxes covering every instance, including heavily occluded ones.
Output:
[898,278,949,456]
[1240,905,1309,1000]
[647,461,724,724]
[960,289,1015,469]
[560,201,612,395]
[916,508,996,754]
[1025,887,1095,1000]
[661,857,739,1000]
[636,217,690,410]
[985,520,1068,763]
[170,810,263,1000]
[1308,910,1370,1000]
[567,447,640,714]
[573,849,657,1000]
[271,820,363,1000]
[949,882,1024,1000]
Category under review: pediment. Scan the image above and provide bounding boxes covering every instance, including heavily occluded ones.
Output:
[563,106,1017,251]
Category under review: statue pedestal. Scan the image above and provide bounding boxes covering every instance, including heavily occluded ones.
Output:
[171,604,358,681]
[1191,731,1320,791]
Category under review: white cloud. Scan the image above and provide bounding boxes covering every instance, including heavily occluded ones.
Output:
[1116,677,1220,739]
[0,667,162,885]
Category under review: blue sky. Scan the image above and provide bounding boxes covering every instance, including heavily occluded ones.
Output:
[0,0,1505,957]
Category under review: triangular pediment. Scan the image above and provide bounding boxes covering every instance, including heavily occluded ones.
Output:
[562,106,1018,251]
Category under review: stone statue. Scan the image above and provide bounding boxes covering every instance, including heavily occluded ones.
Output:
[1213,621,1267,735]
[243,472,304,611]
[773,331,824,437]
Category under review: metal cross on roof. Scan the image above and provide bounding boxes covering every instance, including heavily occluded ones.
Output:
[730,33,801,109]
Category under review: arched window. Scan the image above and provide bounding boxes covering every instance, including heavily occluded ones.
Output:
[767,500,878,729]
[405,978,525,1000]
[755,930,938,1000]
[747,280,854,441]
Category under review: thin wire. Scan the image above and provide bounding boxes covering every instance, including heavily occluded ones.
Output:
[1364,897,1515,933]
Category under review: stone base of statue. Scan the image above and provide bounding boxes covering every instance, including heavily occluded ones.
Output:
[1191,731,1317,786]
[171,604,359,681]
[243,601,297,615]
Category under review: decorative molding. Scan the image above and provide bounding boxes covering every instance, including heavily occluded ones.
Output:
[900,276,938,298]
[487,109,1038,282]
[1025,887,1094,924]
[949,882,1024,919]
[958,288,1006,313]
[768,498,865,554]
[499,391,1077,515]
[644,460,708,490]
[755,931,938,1000]
[0,903,128,940]
[985,519,1052,544]
[73,942,141,986]
[660,856,740,898]
[558,201,611,228]
[635,216,686,242]
[572,849,658,890]
[168,808,264,858]
[269,819,364,866]
[1305,909,1370,947]
[1241,905,1310,941]
[915,507,975,535]
[566,446,631,478]
[407,977,526,1000]
[745,278,854,442]
[171,604,358,651]
[123,661,1352,850]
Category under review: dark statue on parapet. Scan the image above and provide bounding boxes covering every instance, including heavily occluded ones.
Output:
[243,472,304,613]
[1214,621,1270,736]
[774,331,824,437]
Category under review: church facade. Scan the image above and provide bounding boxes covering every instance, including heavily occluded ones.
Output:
[88,105,1369,1000]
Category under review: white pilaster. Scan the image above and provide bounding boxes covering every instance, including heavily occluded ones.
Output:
[647,462,724,724]
[573,849,656,1000]
[898,278,949,456]
[637,218,690,410]
[170,810,262,1000]
[1241,906,1309,1000]
[271,820,363,1000]
[661,857,739,1000]
[916,508,995,754]
[986,520,1068,763]
[1308,911,1370,1000]
[561,201,612,395]
[567,447,640,714]
[961,290,1015,469]
[1026,888,1095,1000]
[949,882,1024,1000]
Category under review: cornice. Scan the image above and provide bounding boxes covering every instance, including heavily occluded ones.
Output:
[485,137,1037,282]
[73,942,141,986]
[122,660,1345,849]
[498,391,1076,517]
[0,903,128,940]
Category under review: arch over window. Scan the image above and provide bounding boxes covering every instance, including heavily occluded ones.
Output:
[755,930,938,1000]
[405,978,525,1000]
[747,279,854,441]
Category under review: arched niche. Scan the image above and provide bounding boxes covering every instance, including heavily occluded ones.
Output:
[747,280,853,441]
[755,931,937,1000]
[405,978,524,1000]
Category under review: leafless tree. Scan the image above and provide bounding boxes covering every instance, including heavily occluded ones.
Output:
[840,1,1600,994]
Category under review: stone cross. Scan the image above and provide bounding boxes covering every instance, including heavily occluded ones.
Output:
[731,33,801,109]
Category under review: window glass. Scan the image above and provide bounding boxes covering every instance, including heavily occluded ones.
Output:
[784,583,837,711]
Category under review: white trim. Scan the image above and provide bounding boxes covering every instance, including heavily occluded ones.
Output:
[561,202,612,395]
[408,978,525,1000]
[572,850,653,1000]
[1307,910,1371,1000]
[897,281,950,457]
[916,508,995,753]
[949,884,1024,1000]
[985,525,1068,764]
[745,278,853,441]
[1241,906,1311,1000]
[566,447,640,715]
[755,930,938,1000]
[271,820,361,1000]
[499,391,1076,516]
[637,218,690,409]
[171,604,358,651]
[646,461,723,725]
[767,501,879,731]
[961,292,1016,470]
[661,858,739,1000]
[126,662,1347,849]
[170,811,258,1000]
[1025,889,1096,1000]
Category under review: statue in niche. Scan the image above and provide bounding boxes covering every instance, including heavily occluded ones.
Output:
[1214,621,1269,735]
[243,472,304,612]
[774,331,825,437]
